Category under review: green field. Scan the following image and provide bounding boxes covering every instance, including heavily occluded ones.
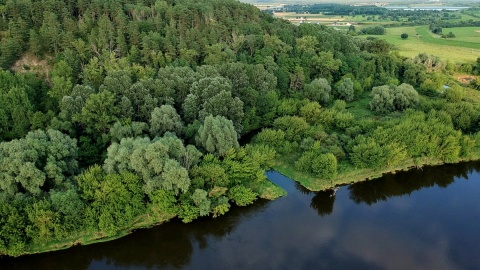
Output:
[360,26,480,63]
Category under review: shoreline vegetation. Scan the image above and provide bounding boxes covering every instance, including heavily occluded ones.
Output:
[2,0,480,259]
[18,181,286,257]
[273,156,480,192]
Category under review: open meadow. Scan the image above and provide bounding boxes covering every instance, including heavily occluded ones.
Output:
[358,25,480,63]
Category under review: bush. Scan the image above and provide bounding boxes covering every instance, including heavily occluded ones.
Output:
[228,186,257,206]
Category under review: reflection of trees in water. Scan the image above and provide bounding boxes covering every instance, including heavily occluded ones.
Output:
[349,161,480,205]
[310,189,336,217]
[295,181,314,195]
[2,200,270,270]
[295,180,338,217]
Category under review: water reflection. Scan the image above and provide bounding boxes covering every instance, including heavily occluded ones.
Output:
[348,162,480,205]
[2,162,480,270]
[1,200,270,270]
[310,190,336,216]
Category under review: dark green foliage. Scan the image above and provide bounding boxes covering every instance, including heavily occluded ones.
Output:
[401,33,409,39]
[359,26,386,35]
[0,201,28,256]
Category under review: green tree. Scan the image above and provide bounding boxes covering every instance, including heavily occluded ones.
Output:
[303,78,331,104]
[401,33,408,39]
[0,130,78,198]
[334,78,354,102]
[196,115,239,156]
[150,105,184,137]
[228,186,257,206]
[73,91,119,134]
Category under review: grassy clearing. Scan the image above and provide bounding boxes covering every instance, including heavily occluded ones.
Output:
[415,26,480,49]
[249,179,287,200]
[346,94,374,119]
[357,25,480,63]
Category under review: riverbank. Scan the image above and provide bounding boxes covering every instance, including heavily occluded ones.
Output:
[273,154,480,191]
[9,180,285,257]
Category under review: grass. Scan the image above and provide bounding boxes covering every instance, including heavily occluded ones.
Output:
[249,179,287,200]
[357,25,480,63]
[346,94,374,119]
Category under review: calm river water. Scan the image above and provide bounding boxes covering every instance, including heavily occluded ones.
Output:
[2,162,480,270]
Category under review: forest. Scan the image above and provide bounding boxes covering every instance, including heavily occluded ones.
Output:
[1,0,480,257]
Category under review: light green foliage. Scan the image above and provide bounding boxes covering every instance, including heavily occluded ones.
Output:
[177,200,199,223]
[211,196,230,218]
[273,116,309,142]
[86,171,144,236]
[150,105,184,137]
[295,143,338,179]
[334,78,354,102]
[311,51,342,81]
[191,163,229,189]
[444,85,465,103]
[244,144,276,169]
[48,60,73,105]
[370,85,395,113]
[191,189,211,216]
[443,102,480,131]
[0,129,78,197]
[159,159,190,196]
[73,90,120,134]
[104,136,196,194]
[148,189,177,218]
[350,137,390,169]
[334,111,354,130]
[303,78,331,104]
[228,186,257,206]
[350,110,465,167]
[311,153,338,180]
[254,129,285,148]
[394,83,419,111]
[370,83,419,113]
[300,102,322,125]
[26,199,59,244]
[277,98,303,116]
[196,115,239,156]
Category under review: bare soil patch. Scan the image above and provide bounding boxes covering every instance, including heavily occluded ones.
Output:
[12,53,51,78]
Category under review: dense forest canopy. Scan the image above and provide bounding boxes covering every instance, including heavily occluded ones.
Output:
[0,0,480,257]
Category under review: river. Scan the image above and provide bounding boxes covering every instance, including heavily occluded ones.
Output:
[2,162,480,269]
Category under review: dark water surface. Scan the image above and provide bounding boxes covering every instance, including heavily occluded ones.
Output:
[3,162,480,270]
